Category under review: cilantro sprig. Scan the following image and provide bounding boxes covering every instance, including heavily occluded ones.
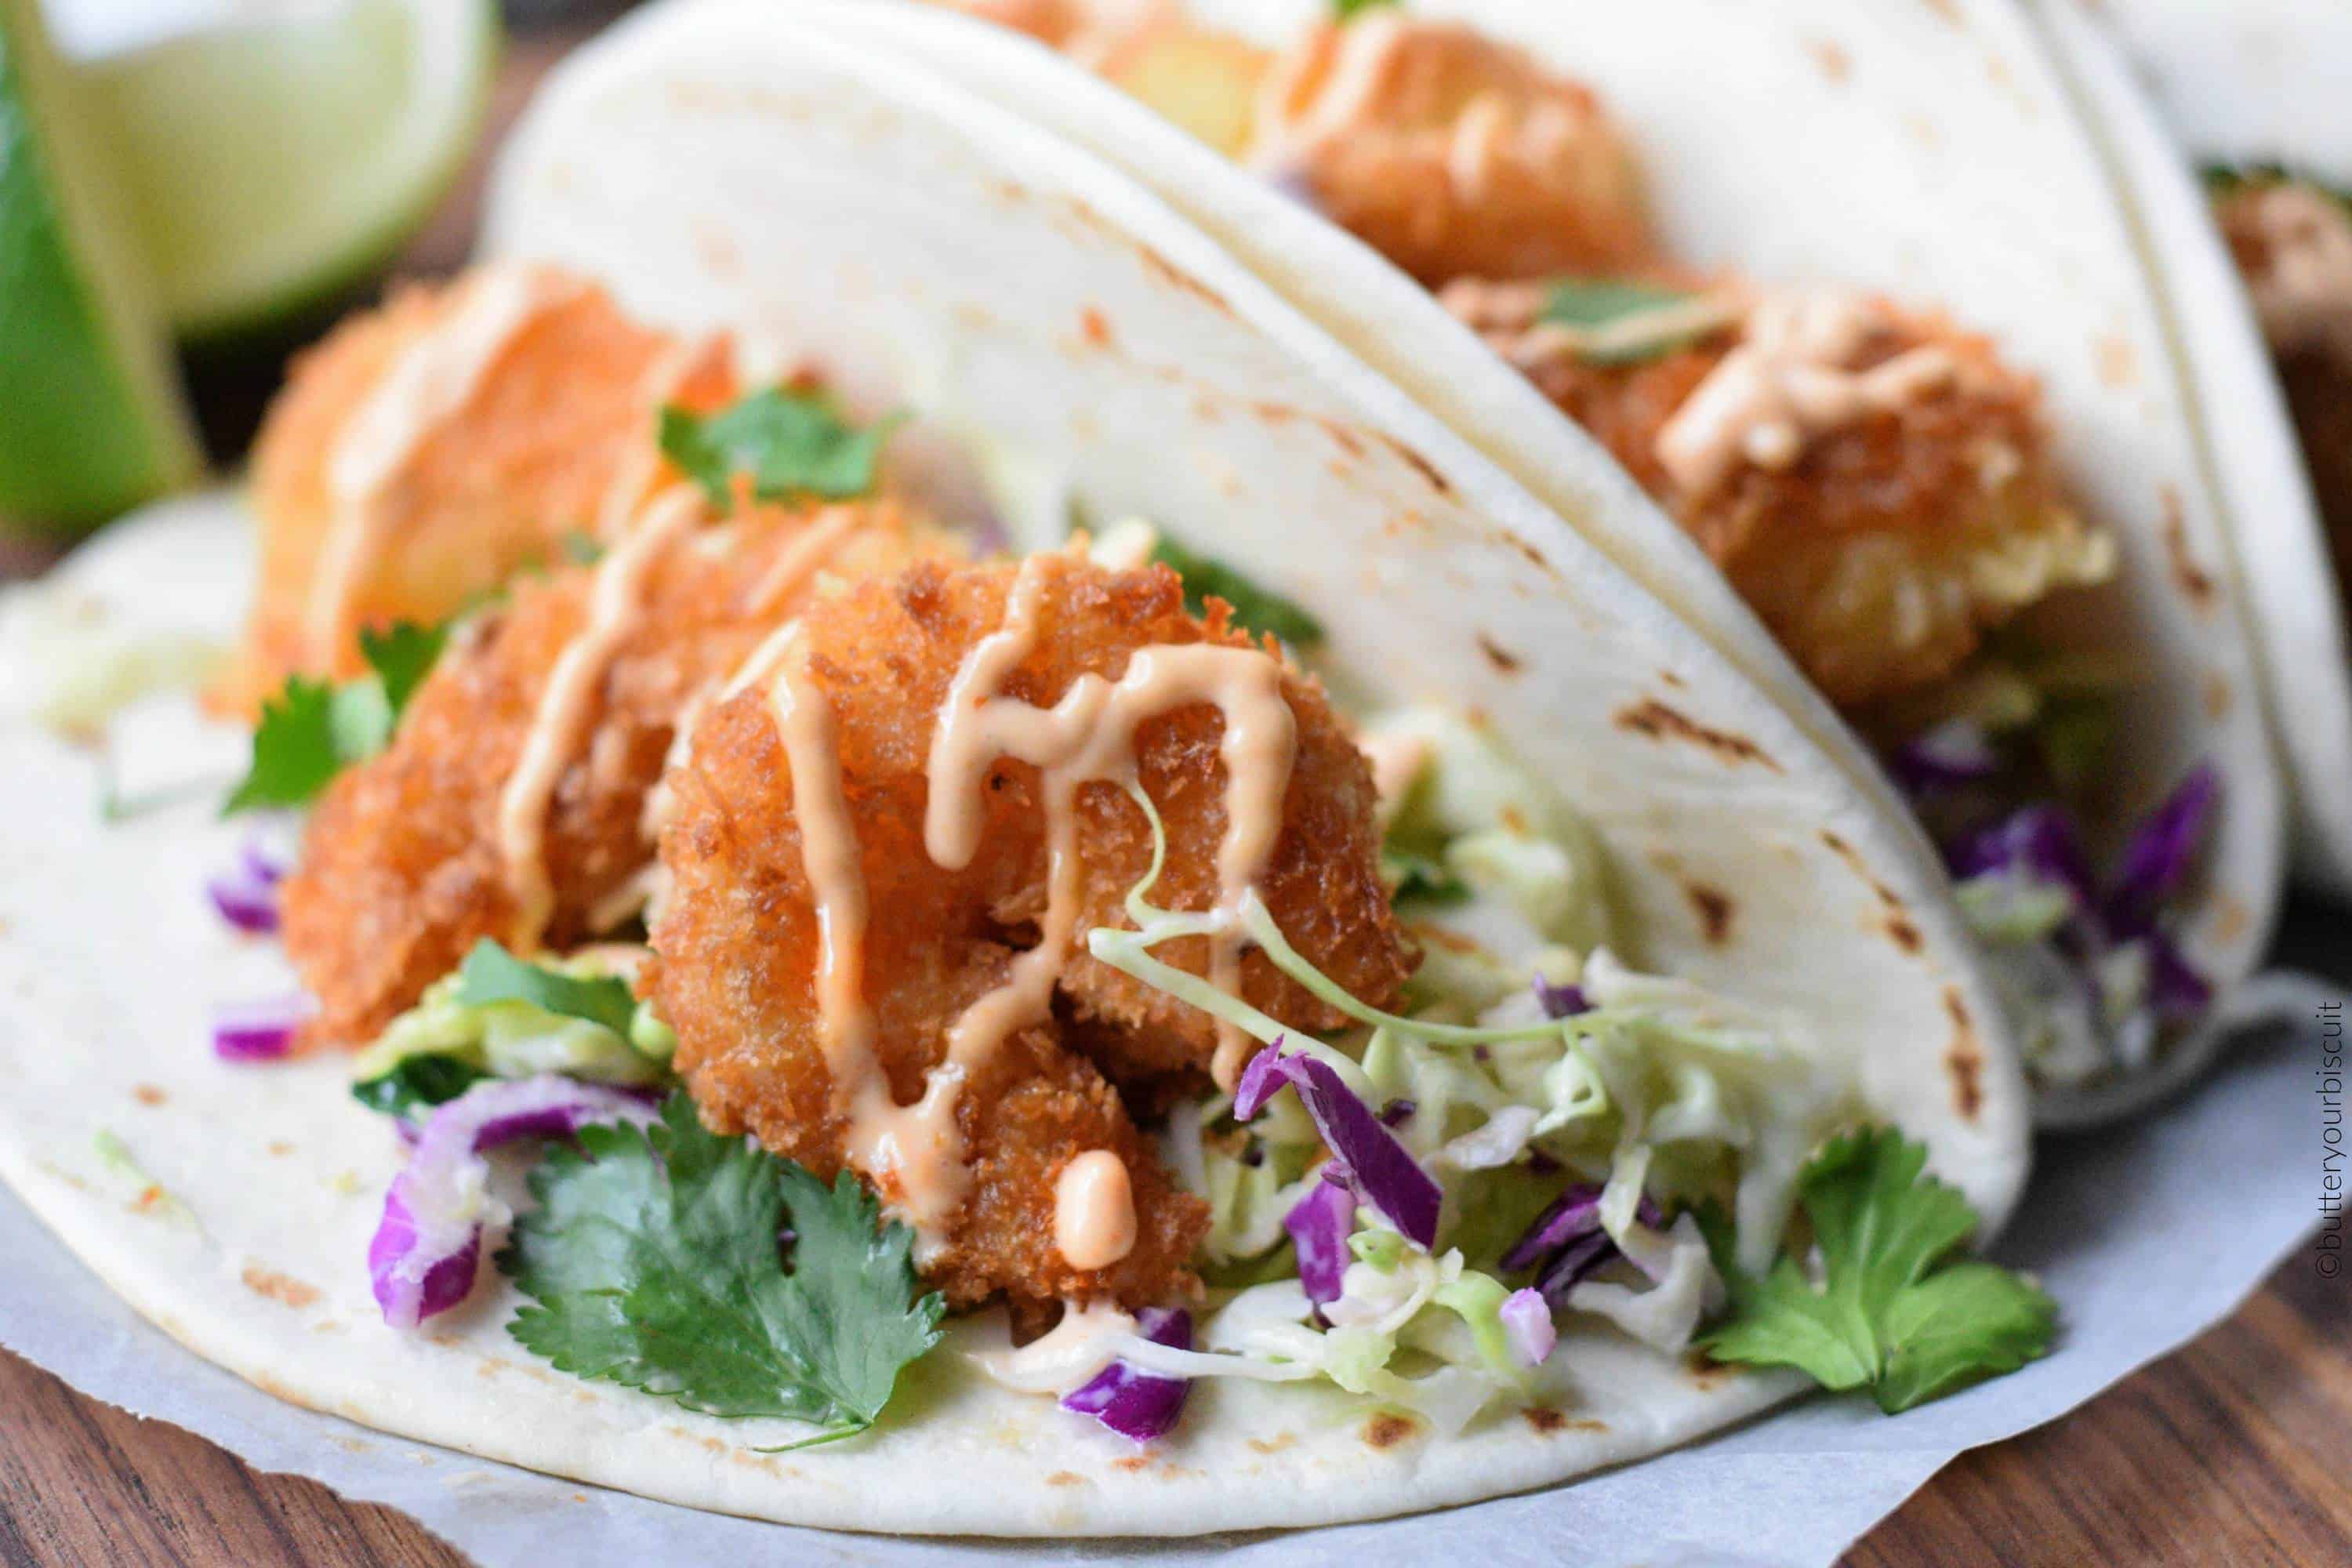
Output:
[224,621,448,814]
[659,387,902,514]
[1698,1127,2055,1413]
[453,938,639,1036]
[1147,534,1326,650]
[350,1054,490,1122]
[501,1095,946,1444]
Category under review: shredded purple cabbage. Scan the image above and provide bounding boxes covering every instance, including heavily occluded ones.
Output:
[212,993,313,1061]
[207,833,289,936]
[1534,978,1590,1020]
[1060,1306,1192,1443]
[1947,765,2222,1058]
[1498,1287,1557,1368]
[1285,1172,1356,1307]
[1887,720,2000,797]
[1951,804,2097,913]
[1499,1182,1603,1273]
[369,1076,659,1329]
[1234,1040,1441,1249]
[2102,764,2219,938]
[1504,1186,1665,1305]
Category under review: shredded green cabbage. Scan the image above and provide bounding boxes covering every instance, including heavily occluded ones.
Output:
[1074,712,1856,1425]
[351,949,673,1091]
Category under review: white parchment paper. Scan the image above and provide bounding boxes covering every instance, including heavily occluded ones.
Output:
[2,935,2338,1568]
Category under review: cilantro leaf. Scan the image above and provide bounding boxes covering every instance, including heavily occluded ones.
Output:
[223,678,345,813]
[501,1095,946,1438]
[223,619,447,814]
[360,621,448,715]
[350,1054,490,1122]
[1541,278,1720,366]
[1147,535,1326,649]
[1381,848,1468,905]
[659,387,902,513]
[1697,1127,2055,1414]
[1332,0,1400,18]
[453,939,638,1036]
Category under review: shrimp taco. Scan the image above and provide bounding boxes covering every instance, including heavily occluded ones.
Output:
[0,0,2051,1539]
[876,0,2294,1119]
[2033,0,2352,898]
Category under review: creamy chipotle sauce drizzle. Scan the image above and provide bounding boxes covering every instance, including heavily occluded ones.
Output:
[307,266,583,664]
[1656,290,1958,498]
[773,551,1302,1261]
[1054,1150,1138,1270]
[495,484,704,949]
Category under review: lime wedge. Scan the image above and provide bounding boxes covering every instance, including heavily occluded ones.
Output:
[82,0,498,341]
[0,0,203,534]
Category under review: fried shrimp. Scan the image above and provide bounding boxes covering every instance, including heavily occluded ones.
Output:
[280,496,946,1048]
[219,263,738,716]
[1445,277,2115,710]
[649,550,1410,1308]
[1245,14,1652,288]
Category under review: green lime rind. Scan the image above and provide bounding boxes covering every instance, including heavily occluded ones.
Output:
[89,0,500,345]
[0,0,204,535]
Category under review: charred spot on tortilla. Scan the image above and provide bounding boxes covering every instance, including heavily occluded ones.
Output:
[1683,880,1736,946]
[240,1265,323,1310]
[1363,1412,1421,1450]
[1882,912,1925,956]
[1046,1470,1087,1487]
[1611,697,1781,771]
[2158,487,2219,615]
[131,1083,166,1106]
[1375,431,1456,499]
[1476,634,1524,674]
[1802,37,1851,84]
[1080,307,1115,350]
[1944,987,1984,1120]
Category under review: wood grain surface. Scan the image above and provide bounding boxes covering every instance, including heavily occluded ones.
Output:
[4,9,2350,1566]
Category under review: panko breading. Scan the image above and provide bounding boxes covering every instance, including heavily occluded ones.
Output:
[218,264,737,716]
[281,500,946,1048]
[1246,15,1652,288]
[1445,277,2114,710]
[649,553,1410,1308]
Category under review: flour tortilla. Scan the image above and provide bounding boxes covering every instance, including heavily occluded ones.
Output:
[2040,0,2352,899]
[837,0,2293,1117]
[0,3,2024,1537]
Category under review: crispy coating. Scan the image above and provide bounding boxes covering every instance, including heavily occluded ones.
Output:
[1246,16,1653,288]
[218,265,737,715]
[280,500,944,1047]
[650,552,1410,1308]
[1446,277,2114,710]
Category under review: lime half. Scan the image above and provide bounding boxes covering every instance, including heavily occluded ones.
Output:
[0,0,203,534]
[83,0,499,341]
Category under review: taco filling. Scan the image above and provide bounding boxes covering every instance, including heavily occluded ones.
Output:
[962,0,2227,1093]
[209,262,2049,1453]
[2211,169,2352,597]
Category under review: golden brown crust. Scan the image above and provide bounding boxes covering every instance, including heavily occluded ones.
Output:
[1248,18,1653,287]
[279,502,942,1047]
[1474,287,2103,710]
[650,553,1411,1309]
[216,269,738,717]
